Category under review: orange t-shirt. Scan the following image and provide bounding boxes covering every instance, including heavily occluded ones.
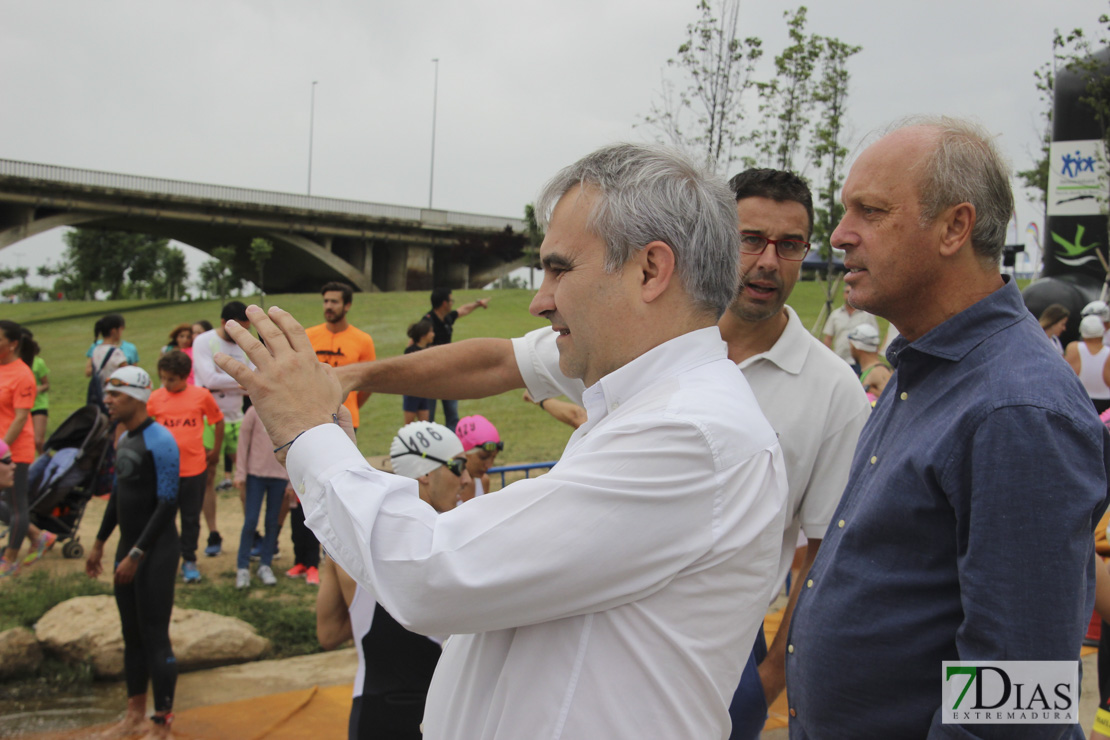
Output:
[0,360,36,463]
[305,323,376,428]
[148,385,224,477]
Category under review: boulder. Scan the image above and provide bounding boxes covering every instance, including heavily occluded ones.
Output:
[0,626,43,679]
[35,595,271,678]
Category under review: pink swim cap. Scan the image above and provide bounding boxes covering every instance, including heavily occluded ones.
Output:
[455,415,500,451]
[0,439,9,460]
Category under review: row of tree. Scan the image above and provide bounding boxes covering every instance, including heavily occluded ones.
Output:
[18,230,276,303]
[640,1,861,319]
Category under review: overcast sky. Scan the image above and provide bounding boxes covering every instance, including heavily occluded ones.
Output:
[0,0,1102,289]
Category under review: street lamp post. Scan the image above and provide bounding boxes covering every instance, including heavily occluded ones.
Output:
[308,80,318,196]
[429,59,439,209]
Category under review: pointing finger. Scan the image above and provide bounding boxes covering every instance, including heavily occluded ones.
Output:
[223,317,274,372]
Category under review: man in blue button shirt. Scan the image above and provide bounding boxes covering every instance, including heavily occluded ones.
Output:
[786,116,1110,738]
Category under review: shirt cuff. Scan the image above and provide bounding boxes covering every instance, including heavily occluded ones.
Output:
[286,423,370,496]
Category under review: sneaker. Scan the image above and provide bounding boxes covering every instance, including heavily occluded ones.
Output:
[235,568,251,589]
[22,532,58,566]
[216,479,234,491]
[250,543,262,561]
[204,532,222,557]
[258,565,277,586]
[285,563,308,579]
[182,561,202,583]
[0,558,19,578]
[305,566,320,586]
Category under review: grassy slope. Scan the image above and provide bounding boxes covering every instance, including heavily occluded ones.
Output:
[4,282,880,466]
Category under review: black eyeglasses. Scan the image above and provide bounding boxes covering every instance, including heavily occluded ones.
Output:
[471,441,504,454]
[106,377,149,390]
[739,232,811,262]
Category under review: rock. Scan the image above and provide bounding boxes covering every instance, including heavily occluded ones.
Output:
[0,626,43,679]
[168,607,271,670]
[35,595,271,678]
[35,595,124,678]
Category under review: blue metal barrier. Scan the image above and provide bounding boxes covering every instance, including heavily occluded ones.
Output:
[487,461,558,490]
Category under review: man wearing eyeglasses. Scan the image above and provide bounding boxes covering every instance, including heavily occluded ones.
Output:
[216,143,788,740]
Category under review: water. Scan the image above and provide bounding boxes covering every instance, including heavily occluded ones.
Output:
[0,681,126,737]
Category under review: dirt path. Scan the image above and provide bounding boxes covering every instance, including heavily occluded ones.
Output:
[22,482,289,585]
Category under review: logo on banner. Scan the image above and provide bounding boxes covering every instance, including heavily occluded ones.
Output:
[942,661,1078,724]
[1048,139,1107,217]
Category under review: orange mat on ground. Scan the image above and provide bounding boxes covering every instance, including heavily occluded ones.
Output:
[18,685,353,740]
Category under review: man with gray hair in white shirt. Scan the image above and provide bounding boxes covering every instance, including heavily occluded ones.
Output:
[215,143,788,740]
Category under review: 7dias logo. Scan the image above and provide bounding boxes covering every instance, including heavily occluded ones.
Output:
[942,661,1078,725]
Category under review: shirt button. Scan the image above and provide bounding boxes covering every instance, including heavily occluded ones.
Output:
[870,455,877,464]
[806,579,813,588]
[838,519,845,528]
[900,391,908,401]
[610,402,619,411]
[789,708,797,718]
[787,644,794,654]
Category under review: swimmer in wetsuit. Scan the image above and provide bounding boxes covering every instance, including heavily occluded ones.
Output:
[86,366,180,740]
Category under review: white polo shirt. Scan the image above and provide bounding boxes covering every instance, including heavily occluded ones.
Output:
[515,306,871,599]
[289,327,787,739]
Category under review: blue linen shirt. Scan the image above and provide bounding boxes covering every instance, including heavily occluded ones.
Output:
[786,277,1110,739]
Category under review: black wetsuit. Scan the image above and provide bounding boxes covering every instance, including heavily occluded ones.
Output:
[95,417,180,712]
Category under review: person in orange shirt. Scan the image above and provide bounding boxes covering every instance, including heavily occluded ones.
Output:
[294,282,376,586]
[304,282,377,432]
[0,320,46,576]
[148,350,223,584]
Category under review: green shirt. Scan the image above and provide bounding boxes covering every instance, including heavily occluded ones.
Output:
[30,356,48,412]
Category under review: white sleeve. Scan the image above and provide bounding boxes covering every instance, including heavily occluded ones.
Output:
[511,327,586,405]
[287,420,782,637]
[798,386,871,540]
[192,334,242,392]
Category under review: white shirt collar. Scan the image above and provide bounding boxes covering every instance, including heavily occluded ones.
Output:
[736,305,809,376]
[579,326,728,429]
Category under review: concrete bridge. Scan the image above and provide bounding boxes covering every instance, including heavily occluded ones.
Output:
[0,159,529,292]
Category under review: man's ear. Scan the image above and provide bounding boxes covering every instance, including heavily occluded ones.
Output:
[638,241,676,304]
[938,202,975,258]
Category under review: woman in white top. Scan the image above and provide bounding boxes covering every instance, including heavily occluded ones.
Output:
[1066,314,1110,413]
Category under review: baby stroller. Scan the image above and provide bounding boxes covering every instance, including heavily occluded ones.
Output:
[24,405,114,559]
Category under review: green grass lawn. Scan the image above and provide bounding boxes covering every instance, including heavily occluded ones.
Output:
[3,282,879,466]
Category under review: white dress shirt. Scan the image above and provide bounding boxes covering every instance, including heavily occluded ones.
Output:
[515,310,871,600]
[287,327,788,740]
[191,329,251,423]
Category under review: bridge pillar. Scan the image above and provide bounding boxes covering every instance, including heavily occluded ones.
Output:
[405,245,434,291]
[438,258,470,289]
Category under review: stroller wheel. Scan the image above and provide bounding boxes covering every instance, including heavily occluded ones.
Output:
[62,541,84,559]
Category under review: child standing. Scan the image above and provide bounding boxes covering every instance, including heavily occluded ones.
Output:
[147,351,223,584]
[234,405,291,588]
[402,319,436,424]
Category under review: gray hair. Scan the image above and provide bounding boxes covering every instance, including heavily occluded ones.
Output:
[535,143,739,318]
[889,116,1013,263]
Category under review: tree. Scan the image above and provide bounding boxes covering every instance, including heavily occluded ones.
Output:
[808,34,861,325]
[197,246,240,302]
[56,228,176,300]
[523,204,544,290]
[159,246,189,301]
[249,238,275,307]
[639,0,763,173]
[756,7,822,172]
[1016,61,1055,213]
